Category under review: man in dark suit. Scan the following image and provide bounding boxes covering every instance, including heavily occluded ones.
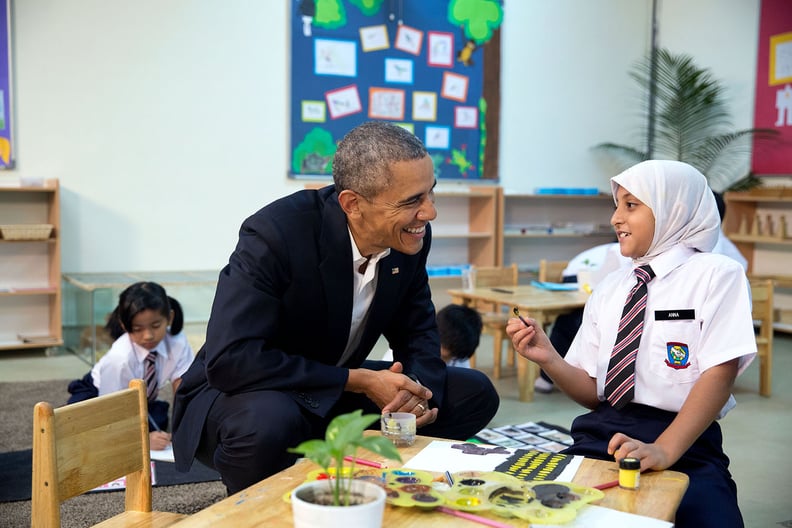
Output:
[172,121,499,494]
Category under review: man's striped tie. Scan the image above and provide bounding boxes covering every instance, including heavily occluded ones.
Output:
[144,351,158,402]
[604,265,655,409]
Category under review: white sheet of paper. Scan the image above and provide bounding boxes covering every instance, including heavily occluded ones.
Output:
[150,444,174,462]
[402,440,583,482]
[544,505,673,528]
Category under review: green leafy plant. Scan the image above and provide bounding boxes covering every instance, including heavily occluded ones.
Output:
[594,48,778,192]
[288,410,402,506]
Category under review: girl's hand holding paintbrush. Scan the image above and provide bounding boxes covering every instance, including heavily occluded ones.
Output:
[506,307,555,364]
[508,308,599,407]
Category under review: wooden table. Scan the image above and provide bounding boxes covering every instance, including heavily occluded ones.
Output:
[448,285,591,401]
[171,434,688,527]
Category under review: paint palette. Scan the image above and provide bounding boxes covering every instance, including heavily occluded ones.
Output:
[296,468,604,524]
[443,471,604,524]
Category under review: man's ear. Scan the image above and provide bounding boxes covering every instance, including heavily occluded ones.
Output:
[338,189,362,218]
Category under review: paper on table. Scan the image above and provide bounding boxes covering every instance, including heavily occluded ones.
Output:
[402,440,583,482]
[543,505,673,528]
[530,280,580,291]
[150,444,175,462]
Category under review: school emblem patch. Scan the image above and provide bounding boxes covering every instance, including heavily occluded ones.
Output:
[665,342,691,369]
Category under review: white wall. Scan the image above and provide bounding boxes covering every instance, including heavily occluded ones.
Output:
[1,0,760,274]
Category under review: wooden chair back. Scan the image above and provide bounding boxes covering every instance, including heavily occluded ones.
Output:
[468,264,519,379]
[749,279,774,397]
[472,263,519,289]
[31,379,185,527]
[538,259,569,283]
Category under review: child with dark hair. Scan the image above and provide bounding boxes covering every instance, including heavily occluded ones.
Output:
[67,281,195,449]
[437,304,483,368]
[507,160,755,527]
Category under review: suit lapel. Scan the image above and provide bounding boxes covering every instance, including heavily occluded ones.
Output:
[318,192,354,355]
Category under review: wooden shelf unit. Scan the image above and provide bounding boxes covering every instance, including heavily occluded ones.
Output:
[427,185,502,269]
[501,193,615,277]
[0,179,62,350]
[724,191,792,332]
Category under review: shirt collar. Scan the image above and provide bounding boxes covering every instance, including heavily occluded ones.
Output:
[347,227,390,273]
[643,245,696,281]
[130,336,169,361]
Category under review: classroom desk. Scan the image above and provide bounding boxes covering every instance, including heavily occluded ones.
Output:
[171,434,688,527]
[448,285,591,401]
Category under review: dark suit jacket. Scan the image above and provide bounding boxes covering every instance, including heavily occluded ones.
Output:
[172,185,446,471]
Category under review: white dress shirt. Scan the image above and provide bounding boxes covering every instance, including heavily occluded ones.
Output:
[566,245,756,418]
[91,331,194,397]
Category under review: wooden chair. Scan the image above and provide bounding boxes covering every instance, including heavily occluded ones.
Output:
[468,263,519,378]
[538,259,569,283]
[31,379,185,527]
[749,279,774,397]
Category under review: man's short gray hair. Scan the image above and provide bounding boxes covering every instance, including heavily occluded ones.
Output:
[333,121,428,198]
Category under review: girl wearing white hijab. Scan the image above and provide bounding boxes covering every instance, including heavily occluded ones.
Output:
[507,160,755,527]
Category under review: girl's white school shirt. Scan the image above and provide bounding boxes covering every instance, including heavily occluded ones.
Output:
[566,245,756,418]
[90,332,195,397]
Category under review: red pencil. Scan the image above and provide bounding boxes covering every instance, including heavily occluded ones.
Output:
[594,479,620,490]
[343,456,386,468]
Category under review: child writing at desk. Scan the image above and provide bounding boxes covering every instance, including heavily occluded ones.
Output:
[507,160,755,528]
[67,281,195,450]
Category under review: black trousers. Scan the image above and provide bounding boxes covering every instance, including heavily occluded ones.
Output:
[195,363,499,495]
[562,402,743,528]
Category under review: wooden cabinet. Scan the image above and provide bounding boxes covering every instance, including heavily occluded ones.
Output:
[724,190,792,332]
[0,179,62,350]
[427,185,502,269]
[501,193,615,276]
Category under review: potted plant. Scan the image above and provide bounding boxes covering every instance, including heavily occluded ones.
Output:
[288,410,403,528]
[594,48,778,192]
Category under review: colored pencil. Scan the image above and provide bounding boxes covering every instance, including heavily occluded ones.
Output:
[436,506,518,528]
[343,456,385,468]
[594,479,620,490]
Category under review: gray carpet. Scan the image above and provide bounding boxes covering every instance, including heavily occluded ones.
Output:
[0,379,227,528]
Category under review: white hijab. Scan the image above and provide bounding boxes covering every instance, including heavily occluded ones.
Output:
[610,160,720,265]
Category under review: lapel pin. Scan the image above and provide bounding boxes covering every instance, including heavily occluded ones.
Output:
[391,267,399,275]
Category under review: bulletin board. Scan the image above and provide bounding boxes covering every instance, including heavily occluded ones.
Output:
[289,0,503,181]
[752,0,792,175]
[0,0,12,169]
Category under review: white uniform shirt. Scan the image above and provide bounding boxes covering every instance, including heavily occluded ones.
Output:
[337,227,390,366]
[91,331,195,397]
[565,245,756,418]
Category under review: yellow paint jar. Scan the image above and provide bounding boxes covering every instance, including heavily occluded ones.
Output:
[619,457,640,489]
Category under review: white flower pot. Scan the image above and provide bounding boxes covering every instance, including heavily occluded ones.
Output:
[291,479,387,528]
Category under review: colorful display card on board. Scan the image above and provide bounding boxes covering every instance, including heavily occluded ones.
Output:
[752,0,792,175]
[0,0,12,169]
[290,0,503,181]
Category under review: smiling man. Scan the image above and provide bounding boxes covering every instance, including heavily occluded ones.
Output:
[172,121,499,495]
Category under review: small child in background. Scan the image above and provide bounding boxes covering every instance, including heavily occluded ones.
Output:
[437,303,482,368]
[67,281,195,450]
[382,303,482,368]
[507,160,755,527]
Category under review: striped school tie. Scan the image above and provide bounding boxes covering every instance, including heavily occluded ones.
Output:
[144,351,158,402]
[604,265,655,410]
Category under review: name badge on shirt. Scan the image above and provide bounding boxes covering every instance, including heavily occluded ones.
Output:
[655,309,695,320]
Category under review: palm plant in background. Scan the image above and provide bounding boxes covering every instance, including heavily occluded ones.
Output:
[594,48,778,192]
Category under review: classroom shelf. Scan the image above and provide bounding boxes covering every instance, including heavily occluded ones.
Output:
[0,179,62,351]
[724,191,792,333]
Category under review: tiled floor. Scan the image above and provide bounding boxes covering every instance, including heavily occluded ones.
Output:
[2,330,791,526]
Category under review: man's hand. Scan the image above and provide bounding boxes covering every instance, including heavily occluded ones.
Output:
[346,362,438,427]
